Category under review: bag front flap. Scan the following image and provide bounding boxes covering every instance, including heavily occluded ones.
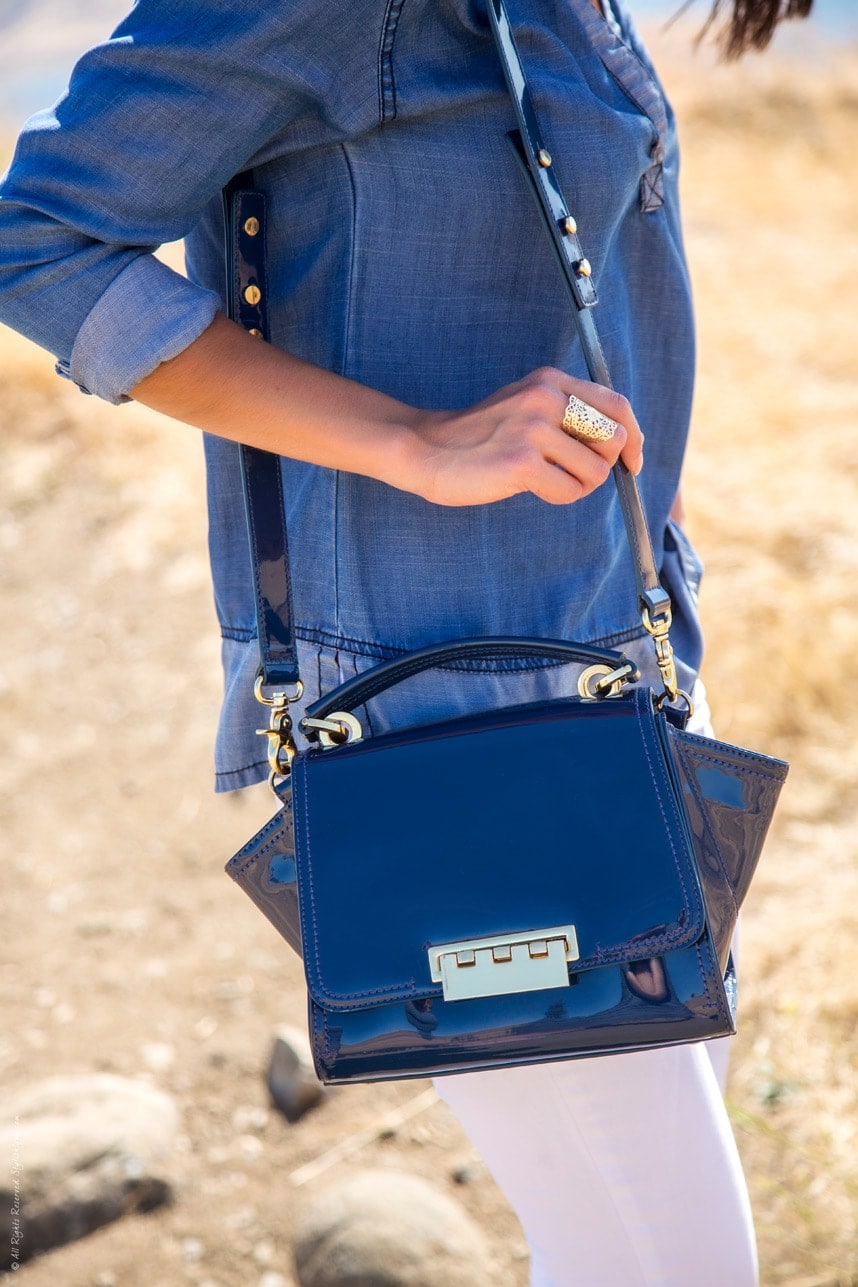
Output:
[293,689,705,1011]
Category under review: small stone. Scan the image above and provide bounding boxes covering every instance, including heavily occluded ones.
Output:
[141,1043,176,1073]
[231,1104,269,1134]
[120,909,149,935]
[253,1238,276,1266]
[293,1168,497,1286]
[0,1074,178,1269]
[259,1274,288,1287]
[238,1135,263,1162]
[225,1204,257,1232]
[183,1236,205,1263]
[215,975,255,1001]
[267,1026,325,1123]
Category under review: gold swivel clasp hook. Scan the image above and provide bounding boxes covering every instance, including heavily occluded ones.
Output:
[640,603,693,718]
[254,672,304,794]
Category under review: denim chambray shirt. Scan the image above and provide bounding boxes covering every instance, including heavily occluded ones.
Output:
[0,0,704,790]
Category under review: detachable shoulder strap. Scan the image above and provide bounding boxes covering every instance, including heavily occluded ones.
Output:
[484,0,671,631]
[224,0,681,706]
[223,173,301,688]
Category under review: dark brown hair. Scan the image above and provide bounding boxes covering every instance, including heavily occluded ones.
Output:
[702,0,815,58]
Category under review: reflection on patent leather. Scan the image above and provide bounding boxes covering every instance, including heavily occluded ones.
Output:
[624,957,669,1003]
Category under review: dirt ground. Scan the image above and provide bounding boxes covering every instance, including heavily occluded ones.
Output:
[1,25,857,1287]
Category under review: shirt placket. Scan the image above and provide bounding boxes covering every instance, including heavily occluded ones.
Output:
[569,0,668,213]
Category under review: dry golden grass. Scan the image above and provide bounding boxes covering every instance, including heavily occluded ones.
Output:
[1,38,857,1287]
[662,42,858,1285]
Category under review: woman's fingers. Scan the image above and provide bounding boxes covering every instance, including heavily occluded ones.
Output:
[408,367,645,506]
[514,368,643,476]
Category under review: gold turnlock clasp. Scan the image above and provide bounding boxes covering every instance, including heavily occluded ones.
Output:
[428,925,579,1002]
[301,711,364,749]
[577,661,637,701]
[254,673,304,792]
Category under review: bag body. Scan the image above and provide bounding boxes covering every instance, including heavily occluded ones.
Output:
[227,686,786,1083]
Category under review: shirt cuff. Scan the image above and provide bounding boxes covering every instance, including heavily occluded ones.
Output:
[69,253,221,405]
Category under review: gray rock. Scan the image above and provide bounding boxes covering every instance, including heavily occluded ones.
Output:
[0,1073,179,1268]
[267,1025,325,1122]
[293,1168,496,1287]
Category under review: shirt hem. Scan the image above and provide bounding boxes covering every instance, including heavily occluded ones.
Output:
[215,759,269,794]
[219,621,650,670]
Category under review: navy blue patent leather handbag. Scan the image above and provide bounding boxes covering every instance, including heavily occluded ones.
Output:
[229,676,786,1083]
[224,0,788,1083]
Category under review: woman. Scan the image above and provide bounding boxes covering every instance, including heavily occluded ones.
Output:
[0,0,811,1282]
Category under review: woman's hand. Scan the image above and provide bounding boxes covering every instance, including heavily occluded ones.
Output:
[399,367,644,507]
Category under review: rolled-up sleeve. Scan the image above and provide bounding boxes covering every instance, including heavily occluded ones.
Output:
[0,0,376,403]
[67,255,218,403]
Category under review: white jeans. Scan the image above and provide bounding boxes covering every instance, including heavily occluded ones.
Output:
[436,683,758,1287]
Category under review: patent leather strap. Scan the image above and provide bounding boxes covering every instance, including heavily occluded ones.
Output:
[486,0,670,621]
[303,636,637,726]
[486,0,597,313]
[222,173,301,688]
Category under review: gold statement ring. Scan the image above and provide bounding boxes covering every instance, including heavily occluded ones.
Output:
[561,393,617,444]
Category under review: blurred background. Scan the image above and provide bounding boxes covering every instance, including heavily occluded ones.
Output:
[1,2,857,1284]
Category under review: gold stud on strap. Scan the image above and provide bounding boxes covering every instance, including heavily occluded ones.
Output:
[244,284,262,306]
[537,148,552,168]
[243,216,260,236]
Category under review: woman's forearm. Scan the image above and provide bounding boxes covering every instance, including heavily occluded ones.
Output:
[131,312,644,507]
[131,312,423,489]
